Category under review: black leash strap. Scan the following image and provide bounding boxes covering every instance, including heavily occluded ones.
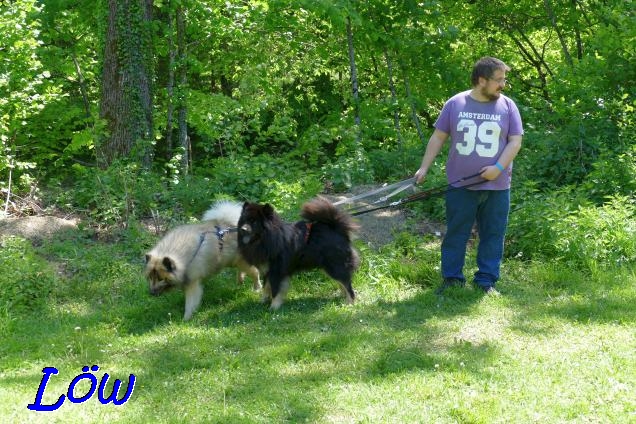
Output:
[348,172,485,217]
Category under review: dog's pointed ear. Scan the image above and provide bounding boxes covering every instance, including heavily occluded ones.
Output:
[162,256,176,272]
[242,201,250,211]
[263,203,275,218]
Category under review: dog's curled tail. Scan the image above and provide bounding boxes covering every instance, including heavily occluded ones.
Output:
[202,200,243,223]
[301,196,359,237]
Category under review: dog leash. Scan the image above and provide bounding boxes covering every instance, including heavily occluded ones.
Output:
[332,176,417,206]
[214,226,238,251]
[345,172,485,217]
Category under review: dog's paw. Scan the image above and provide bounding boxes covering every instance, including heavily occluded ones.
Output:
[269,297,284,310]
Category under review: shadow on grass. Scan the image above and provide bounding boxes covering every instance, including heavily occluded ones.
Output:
[502,263,636,333]
[3,277,503,423]
[14,227,629,422]
[127,286,500,422]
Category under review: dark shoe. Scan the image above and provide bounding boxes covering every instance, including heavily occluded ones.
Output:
[435,278,465,295]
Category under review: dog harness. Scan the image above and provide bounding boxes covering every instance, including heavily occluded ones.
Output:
[214,225,238,251]
[303,222,313,244]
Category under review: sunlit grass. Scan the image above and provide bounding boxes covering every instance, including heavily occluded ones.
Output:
[1,230,635,423]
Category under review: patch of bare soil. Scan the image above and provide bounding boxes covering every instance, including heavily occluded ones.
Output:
[0,216,78,243]
[0,186,444,249]
[326,186,445,249]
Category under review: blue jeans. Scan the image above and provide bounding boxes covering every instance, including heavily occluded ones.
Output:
[441,188,510,288]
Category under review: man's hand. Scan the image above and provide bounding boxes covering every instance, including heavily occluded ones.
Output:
[414,168,427,184]
[480,165,503,181]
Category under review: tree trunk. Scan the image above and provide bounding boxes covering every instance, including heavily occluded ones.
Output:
[176,5,189,174]
[165,2,175,161]
[399,59,426,144]
[383,48,404,149]
[98,0,154,168]
[71,52,91,123]
[346,16,361,138]
[544,0,574,66]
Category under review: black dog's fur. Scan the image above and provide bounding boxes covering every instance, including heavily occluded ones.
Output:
[237,197,360,309]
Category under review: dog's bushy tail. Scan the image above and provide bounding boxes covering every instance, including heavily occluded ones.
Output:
[301,196,359,238]
[202,200,242,223]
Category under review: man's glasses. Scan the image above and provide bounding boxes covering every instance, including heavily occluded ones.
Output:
[489,77,507,86]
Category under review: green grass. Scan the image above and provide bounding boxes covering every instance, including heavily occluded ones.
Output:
[1,229,635,423]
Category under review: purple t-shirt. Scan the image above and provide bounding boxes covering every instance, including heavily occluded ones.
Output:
[435,90,524,190]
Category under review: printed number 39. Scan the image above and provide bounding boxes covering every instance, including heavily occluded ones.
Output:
[456,119,501,158]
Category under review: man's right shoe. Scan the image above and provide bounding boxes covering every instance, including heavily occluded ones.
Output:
[435,278,466,295]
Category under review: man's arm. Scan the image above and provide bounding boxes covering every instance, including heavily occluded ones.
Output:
[480,134,523,180]
[414,128,449,184]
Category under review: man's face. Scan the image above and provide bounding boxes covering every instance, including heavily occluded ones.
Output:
[480,69,507,101]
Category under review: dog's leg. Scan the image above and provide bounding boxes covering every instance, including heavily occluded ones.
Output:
[324,265,356,304]
[270,277,290,310]
[261,279,272,304]
[338,279,355,304]
[236,258,262,291]
[183,280,203,321]
[248,266,262,291]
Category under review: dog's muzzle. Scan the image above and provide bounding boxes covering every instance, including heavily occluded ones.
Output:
[239,224,253,245]
[149,281,168,296]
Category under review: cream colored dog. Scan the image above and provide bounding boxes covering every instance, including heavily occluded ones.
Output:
[145,201,260,320]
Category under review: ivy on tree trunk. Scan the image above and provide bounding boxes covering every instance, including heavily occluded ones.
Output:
[98,0,154,168]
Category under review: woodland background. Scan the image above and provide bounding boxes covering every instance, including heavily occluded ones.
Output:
[1,0,635,266]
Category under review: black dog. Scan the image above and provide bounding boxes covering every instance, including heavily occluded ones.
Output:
[237,197,360,310]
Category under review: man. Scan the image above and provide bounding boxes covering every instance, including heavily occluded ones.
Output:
[414,57,523,294]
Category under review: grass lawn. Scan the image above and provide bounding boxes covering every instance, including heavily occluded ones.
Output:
[1,229,635,423]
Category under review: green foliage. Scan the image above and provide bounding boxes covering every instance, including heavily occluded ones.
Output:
[291,111,358,168]
[507,188,636,270]
[320,148,375,191]
[0,236,57,312]
[55,161,165,224]
[164,175,225,219]
[367,144,422,183]
[49,153,326,225]
[582,145,636,203]
[404,165,449,223]
[187,91,250,157]
[0,0,47,190]
[205,154,323,214]
[556,196,636,270]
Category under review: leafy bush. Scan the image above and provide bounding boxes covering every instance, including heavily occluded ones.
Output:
[403,167,448,223]
[556,195,636,270]
[582,145,636,204]
[0,236,57,312]
[204,153,323,215]
[204,154,280,201]
[320,148,375,191]
[53,161,166,224]
[505,184,582,262]
[367,145,422,183]
[507,189,636,270]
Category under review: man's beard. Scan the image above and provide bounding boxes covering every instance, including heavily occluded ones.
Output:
[481,87,501,101]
